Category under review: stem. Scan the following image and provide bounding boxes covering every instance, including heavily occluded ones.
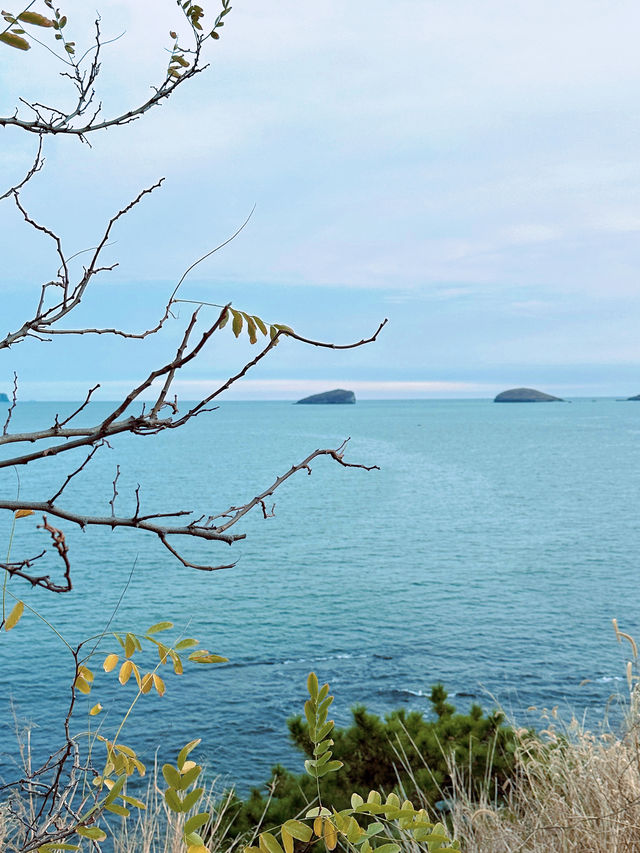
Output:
[2,513,17,621]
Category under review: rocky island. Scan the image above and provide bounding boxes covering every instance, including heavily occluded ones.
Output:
[296,389,356,405]
[628,394,640,401]
[0,393,9,403]
[494,387,563,403]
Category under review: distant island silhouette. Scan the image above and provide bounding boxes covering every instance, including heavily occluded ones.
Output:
[296,389,356,404]
[628,394,640,401]
[494,387,563,403]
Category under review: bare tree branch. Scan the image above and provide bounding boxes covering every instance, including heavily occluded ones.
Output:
[0,180,164,352]
[0,133,44,201]
[3,371,18,435]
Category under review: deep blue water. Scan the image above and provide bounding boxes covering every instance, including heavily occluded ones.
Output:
[1,399,639,792]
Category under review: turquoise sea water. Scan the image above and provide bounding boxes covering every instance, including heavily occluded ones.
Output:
[1,399,639,791]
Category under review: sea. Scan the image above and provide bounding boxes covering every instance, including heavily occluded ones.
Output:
[1,398,639,794]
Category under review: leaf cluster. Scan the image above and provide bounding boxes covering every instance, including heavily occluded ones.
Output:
[219,306,293,345]
[1,1,73,54]
[162,739,212,853]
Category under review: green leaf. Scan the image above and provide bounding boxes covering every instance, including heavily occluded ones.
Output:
[163,763,181,789]
[181,786,204,812]
[317,720,334,740]
[317,695,334,722]
[17,11,54,26]
[304,699,315,728]
[305,807,331,818]
[355,803,386,815]
[73,826,107,849]
[218,308,230,328]
[243,313,258,344]
[147,621,173,634]
[38,845,79,851]
[105,802,130,817]
[184,811,211,835]
[120,794,147,809]
[307,672,319,699]
[253,315,268,335]
[373,845,400,853]
[164,787,183,813]
[175,638,199,650]
[177,739,201,770]
[315,759,343,777]
[314,738,333,756]
[231,309,243,338]
[259,831,284,853]
[104,774,126,806]
[304,759,317,778]
[283,820,313,842]
[0,31,29,49]
[178,763,202,790]
[124,633,136,658]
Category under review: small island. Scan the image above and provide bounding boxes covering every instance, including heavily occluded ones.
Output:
[0,393,9,403]
[628,394,640,401]
[494,387,563,403]
[296,389,356,405]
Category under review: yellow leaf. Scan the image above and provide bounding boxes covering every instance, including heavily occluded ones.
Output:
[4,600,24,631]
[187,847,209,853]
[313,817,323,837]
[119,660,133,685]
[282,828,294,853]
[89,703,103,716]
[75,675,91,695]
[141,672,153,694]
[324,819,338,851]
[153,673,165,696]
[14,509,34,518]
[79,665,94,682]
[103,653,119,672]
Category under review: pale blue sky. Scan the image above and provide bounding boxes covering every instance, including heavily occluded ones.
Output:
[2,0,640,399]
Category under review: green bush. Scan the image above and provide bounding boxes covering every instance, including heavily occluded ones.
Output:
[226,685,520,837]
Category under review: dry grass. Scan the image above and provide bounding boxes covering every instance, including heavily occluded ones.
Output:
[448,689,640,852]
[111,764,245,853]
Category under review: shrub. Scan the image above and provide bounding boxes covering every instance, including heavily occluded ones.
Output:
[225,685,519,838]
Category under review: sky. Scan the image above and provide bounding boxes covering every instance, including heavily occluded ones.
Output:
[1,0,640,399]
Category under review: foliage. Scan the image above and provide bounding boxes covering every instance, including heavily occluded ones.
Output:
[242,674,459,853]
[0,612,227,852]
[226,685,519,838]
